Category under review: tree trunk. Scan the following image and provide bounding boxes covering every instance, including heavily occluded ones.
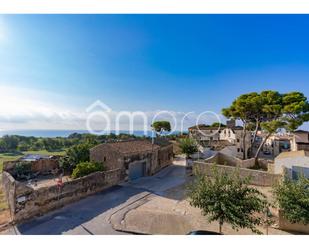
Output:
[242,124,247,160]
[250,120,260,157]
[254,133,272,164]
[219,219,223,234]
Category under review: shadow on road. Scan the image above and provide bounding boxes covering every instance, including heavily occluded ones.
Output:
[16,162,190,235]
[17,185,146,235]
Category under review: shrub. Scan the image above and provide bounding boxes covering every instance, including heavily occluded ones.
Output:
[71,161,105,179]
[66,143,92,166]
[273,175,309,225]
[14,161,32,178]
[178,137,198,158]
[188,166,268,234]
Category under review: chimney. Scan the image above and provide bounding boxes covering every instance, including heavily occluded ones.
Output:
[227,119,236,129]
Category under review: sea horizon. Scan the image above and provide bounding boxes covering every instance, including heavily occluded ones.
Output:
[0,129,183,138]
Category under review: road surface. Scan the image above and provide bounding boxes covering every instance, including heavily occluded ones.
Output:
[1,163,187,235]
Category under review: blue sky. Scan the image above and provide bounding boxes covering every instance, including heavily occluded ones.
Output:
[0,15,309,130]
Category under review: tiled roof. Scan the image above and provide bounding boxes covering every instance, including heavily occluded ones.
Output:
[102,140,161,154]
[293,130,309,134]
[188,125,226,130]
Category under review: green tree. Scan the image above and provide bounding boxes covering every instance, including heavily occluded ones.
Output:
[222,91,309,161]
[273,175,309,225]
[42,138,63,151]
[65,143,93,168]
[151,121,171,136]
[188,166,268,234]
[71,161,105,179]
[179,137,198,163]
[2,135,19,151]
[222,92,262,159]
[210,122,226,128]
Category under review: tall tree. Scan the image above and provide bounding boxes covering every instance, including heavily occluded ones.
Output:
[188,166,268,234]
[151,121,171,137]
[222,92,262,159]
[223,90,309,161]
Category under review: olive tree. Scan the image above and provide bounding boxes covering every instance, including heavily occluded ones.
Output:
[273,175,309,225]
[188,166,268,234]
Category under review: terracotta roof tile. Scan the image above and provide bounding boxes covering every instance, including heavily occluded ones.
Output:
[106,140,160,154]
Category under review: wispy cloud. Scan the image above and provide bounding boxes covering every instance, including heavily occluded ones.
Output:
[0,85,225,131]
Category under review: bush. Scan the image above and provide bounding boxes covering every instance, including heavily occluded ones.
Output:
[188,166,268,234]
[273,175,309,225]
[14,161,32,178]
[71,161,105,179]
[178,137,198,158]
[66,143,92,166]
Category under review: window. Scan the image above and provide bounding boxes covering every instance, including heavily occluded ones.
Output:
[237,139,240,143]
[237,148,240,152]
[103,156,106,162]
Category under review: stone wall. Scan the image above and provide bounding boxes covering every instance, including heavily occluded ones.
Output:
[204,152,256,169]
[278,210,309,234]
[1,171,16,215]
[91,143,173,179]
[193,161,281,187]
[31,159,59,174]
[2,168,124,223]
[3,158,59,176]
[90,144,123,171]
[157,144,173,171]
[3,161,17,175]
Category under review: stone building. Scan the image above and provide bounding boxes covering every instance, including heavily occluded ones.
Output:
[188,124,224,143]
[291,130,309,152]
[188,120,252,159]
[90,140,173,181]
[274,150,309,178]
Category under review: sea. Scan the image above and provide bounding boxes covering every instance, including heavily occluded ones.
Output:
[0,130,180,138]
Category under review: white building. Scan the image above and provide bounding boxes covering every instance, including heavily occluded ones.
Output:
[188,121,252,159]
[274,150,309,179]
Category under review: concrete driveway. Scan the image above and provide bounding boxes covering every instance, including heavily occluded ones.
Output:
[1,162,188,235]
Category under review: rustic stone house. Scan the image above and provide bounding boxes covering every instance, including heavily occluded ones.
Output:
[291,130,309,152]
[90,140,173,181]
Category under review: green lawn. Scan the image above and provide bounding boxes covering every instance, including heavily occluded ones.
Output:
[0,150,66,172]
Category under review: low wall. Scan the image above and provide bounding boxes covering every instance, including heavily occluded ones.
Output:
[31,159,59,173]
[1,171,16,215]
[3,158,59,176]
[204,152,256,169]
[2,168,124,223]
[279,210,309,234]
[193,161,281,187]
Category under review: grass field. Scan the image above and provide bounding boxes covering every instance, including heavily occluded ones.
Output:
[0,150,66,172]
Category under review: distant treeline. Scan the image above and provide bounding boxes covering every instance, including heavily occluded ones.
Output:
[0,133,140,152]
[0,132,186,153]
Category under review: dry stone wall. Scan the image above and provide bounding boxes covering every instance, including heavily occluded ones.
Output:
[193,161,281,187]
[2,168,124,223]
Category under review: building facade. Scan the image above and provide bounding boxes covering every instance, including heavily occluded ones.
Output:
[274,150,309,179]
[291,130,309,152]
[90,140,173,181]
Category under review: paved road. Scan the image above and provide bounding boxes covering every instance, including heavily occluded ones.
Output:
[2,164,187,235]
